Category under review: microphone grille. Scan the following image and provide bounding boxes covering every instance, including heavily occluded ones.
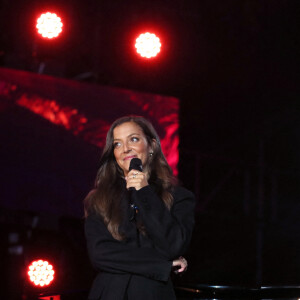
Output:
[129,158,143,172]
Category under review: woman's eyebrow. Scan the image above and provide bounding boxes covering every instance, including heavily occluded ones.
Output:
[113,133,141,141]
[127,133,141,137]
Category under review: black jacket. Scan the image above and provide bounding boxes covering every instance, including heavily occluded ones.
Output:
[85,184,195,300]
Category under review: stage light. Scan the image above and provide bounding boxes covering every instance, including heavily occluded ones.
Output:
[36,12,63,39]
[135,32,161,59]
[27,259,55,287]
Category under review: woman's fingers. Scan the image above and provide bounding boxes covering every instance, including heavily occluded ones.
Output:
[126,170,148,190]
[172,257,188,273]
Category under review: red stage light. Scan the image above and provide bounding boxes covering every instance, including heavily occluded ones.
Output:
[36,12,63,39]
[27,259,55,287]
[135,32,161,58]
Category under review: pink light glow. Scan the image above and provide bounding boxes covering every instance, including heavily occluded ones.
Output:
[135,32,161,58]
[16,95,109,148]
[36,12,63,39]
[27,259,55,287]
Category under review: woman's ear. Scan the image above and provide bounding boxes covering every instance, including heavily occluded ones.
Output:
[150,138,157,154]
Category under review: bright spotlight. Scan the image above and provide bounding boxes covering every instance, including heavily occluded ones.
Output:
[135,32,161,59]
[27,259,55,287]
[36,12,63,39]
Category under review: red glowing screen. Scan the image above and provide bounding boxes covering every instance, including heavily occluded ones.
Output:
[36,12,63,39]
[28,259,55,287]
[0,68,179,176]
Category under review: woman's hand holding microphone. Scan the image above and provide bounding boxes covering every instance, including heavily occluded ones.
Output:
[126,169,148,191]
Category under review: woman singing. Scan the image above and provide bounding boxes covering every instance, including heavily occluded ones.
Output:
[84,116,195,299]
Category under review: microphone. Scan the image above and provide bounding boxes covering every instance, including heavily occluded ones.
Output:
[128,158,142,220]
[129,157,143,173]
[128,158,142,192]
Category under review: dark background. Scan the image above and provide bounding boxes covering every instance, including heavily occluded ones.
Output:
[0,0,299,298]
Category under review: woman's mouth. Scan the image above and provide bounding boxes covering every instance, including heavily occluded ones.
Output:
[123,155,137,161]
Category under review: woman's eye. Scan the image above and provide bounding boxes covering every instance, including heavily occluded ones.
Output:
[113,142,121,148]
[131,137,139,142]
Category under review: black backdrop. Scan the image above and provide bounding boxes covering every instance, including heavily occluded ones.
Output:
[0,0,299,298]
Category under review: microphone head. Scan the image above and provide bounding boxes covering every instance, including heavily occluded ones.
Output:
[129,158,143,172]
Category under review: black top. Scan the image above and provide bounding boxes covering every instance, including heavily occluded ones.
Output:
[85,184,195,300]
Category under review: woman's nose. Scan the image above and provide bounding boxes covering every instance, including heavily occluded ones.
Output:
[123,142,131,153]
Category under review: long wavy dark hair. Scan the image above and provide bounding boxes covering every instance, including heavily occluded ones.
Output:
[84,115,176,240]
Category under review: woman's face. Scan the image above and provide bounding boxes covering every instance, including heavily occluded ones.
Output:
[113,122,152,176]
